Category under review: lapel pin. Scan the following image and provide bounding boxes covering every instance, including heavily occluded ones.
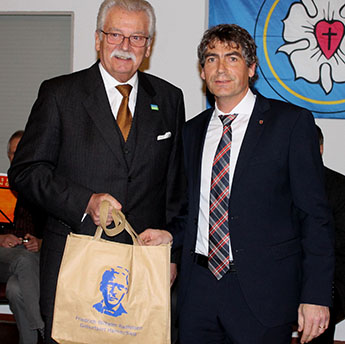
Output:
[259,120,264,125]
[151,104,159,111]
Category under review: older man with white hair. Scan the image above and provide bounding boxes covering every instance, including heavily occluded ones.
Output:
[8,1,186,342]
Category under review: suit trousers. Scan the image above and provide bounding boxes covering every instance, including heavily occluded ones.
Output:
[0,245,43,344]
[179,262,293,344]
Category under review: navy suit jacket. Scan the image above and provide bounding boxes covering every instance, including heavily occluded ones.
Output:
[177,93,334,327]
[8,62,186,317]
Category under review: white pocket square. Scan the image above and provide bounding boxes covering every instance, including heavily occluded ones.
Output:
[157,132,172,141]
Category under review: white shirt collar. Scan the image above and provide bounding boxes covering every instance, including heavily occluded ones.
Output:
[98,62,138,117]
[98,62,138,92]
[214,89,256,119]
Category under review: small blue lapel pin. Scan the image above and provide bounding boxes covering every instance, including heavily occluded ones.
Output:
[151,104,159,111]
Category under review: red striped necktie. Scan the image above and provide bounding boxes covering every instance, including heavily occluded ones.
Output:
[208,113,238,280]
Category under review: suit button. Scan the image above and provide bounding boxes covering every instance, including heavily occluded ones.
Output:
[128,176,132,183]
[124,149,129,154]
[193,218,198,225]
[190,250,194,256]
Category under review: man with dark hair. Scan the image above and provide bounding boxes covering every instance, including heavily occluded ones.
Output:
[312,125,345,344]
[176,24,334,344]
[8,0,185,342]
[0,130,44,344]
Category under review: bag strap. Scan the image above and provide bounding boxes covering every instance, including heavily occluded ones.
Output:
[93,200,142,245]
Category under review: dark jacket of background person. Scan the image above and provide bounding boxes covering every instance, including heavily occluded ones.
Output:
[325,166,345,316]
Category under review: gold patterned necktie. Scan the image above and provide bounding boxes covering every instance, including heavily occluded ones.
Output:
[116,84,132,141]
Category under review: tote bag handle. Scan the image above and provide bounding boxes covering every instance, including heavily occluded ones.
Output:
[93,200,142,245]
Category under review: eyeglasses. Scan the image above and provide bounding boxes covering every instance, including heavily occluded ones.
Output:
[100,30,149,47]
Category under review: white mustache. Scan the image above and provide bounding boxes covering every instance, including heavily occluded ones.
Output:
[110,49,136,63]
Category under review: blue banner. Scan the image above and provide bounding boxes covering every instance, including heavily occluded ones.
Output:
[209,0,345,118]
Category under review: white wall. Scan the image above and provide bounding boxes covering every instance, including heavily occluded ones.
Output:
[1,0,345,338]
[316,118,345,175]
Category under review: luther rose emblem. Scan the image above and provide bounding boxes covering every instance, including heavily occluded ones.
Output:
[278,0,345,94]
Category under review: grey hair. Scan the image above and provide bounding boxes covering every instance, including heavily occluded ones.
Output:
[96,0,156,42]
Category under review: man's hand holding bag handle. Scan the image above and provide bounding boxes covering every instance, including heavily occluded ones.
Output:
[96,200,173,246]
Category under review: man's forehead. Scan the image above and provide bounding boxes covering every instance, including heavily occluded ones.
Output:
[105,7,149,27]
[207,40,242,53]
[107,277,127,286]
[110,271,128,280]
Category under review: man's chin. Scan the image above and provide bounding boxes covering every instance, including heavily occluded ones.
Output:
[106,302,119,308]
[111,68,135,83]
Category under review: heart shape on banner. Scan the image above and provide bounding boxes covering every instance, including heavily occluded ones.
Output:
[315,20,344,59]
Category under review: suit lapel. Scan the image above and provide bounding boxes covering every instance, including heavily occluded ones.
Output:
[231,94,271,190]
[83,63,127,168]
[189,109,213,216]
[128,72,158,174]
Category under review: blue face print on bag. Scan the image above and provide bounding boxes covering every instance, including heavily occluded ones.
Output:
[93,266,129,317]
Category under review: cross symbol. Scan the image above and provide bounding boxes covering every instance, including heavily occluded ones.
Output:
[322,27,338,50]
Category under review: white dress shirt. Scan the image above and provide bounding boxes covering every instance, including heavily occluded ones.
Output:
[195,89,256,258]
[99,62,138,118]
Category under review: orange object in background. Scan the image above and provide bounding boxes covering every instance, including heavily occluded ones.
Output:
[0,174,17,223]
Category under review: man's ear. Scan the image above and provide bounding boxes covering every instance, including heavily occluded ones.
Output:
[95,31,101,52]
[145,44,152,58]
[248,63,256,78]
[201,68,206,81]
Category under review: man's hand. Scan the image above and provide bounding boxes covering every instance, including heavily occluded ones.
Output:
[298,303,330,343]
[23,234,42,252]
[170,263,178,287]
[139,229,176,286]
[139,229,173,246]
[85,193,122,226]
[0,234,21,248]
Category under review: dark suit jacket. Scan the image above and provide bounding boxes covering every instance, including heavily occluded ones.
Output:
[8,62,186,317]
[324,166,345,316]
[177,94,334,327]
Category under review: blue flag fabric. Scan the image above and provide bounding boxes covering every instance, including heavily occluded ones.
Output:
[209,0,345,118]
